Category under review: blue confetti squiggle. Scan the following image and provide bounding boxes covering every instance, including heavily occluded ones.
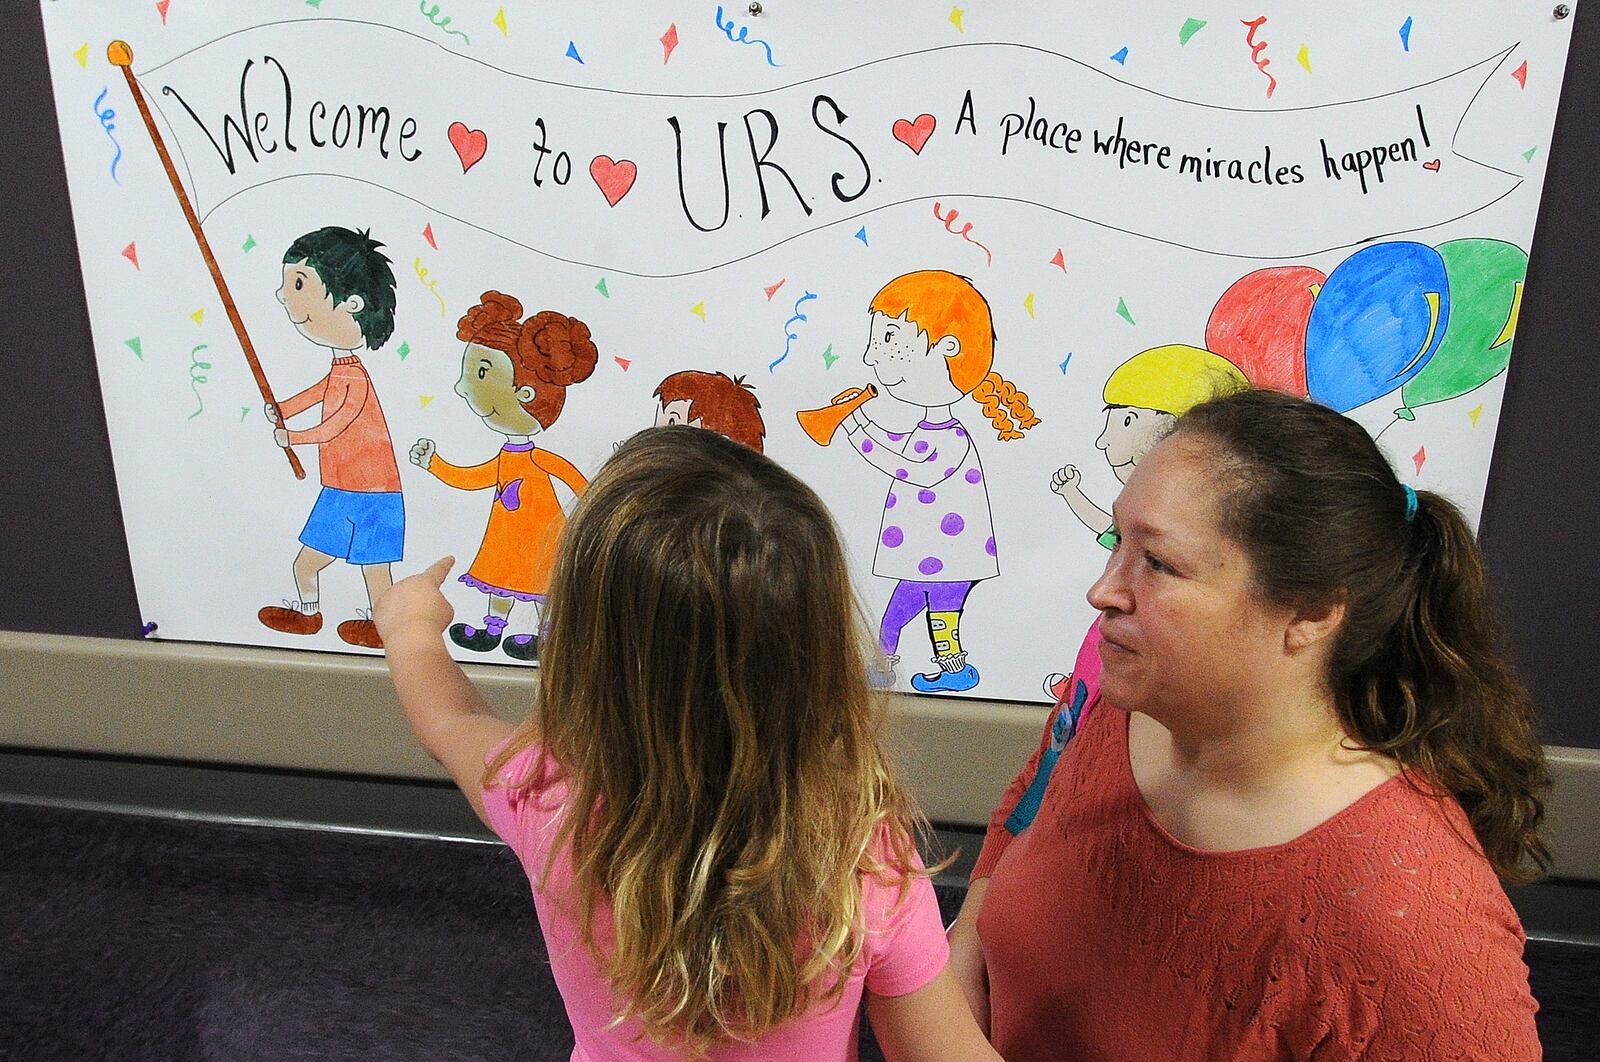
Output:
[714,6,780,67]
[94,88,123,184]
[769,291,817,372]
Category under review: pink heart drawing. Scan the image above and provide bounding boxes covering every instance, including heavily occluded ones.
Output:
[892,114,937,155]
[590,155,638,206]
[1422,159,1441,172]
[447,122,488,173]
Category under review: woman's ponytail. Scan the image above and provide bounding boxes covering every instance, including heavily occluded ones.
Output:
[1176,390,1550,884]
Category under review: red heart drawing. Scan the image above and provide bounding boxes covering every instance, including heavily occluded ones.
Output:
[1423,159,1441,172]
[590,155,638,206]
[892,114,937,155]
[447,122,488,173]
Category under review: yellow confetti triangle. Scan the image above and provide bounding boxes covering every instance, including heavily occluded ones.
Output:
[690,301,707,320]
[191,308,206,325]
[493,7,507,35]
[73,43,89,69]
[1468,403,1484,427]
[949,6,965,33]
[1023,292,1036,318]
[419,395,435,408]
[1297,44,1312,73]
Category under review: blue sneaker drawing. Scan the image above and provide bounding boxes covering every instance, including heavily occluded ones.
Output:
[911,664,980,693]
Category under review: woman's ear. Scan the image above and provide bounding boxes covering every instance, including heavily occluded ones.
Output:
[933,334,962,361]
[1285,594,1346,656]
[514,384,537,404]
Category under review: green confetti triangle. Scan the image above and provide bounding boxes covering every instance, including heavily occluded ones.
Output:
[126,337,143,360]
[241,407,251,421]
[1179,18,1207,46]
[242,234,257,253]
[821,343,839,369]
[305,0,323,8]
[397,341,411,360]
[1523,146,1538,162]
[595,277,610,298]
[1115,298,1136,325]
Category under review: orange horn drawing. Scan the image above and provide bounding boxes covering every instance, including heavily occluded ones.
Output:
[797,384,878,446]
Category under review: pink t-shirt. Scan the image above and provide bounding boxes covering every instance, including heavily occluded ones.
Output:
[482,743,950,1061]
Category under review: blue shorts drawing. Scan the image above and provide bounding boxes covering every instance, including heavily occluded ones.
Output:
[298,487,405,564]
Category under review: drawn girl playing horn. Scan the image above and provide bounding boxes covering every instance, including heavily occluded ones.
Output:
[829,270,1039,693]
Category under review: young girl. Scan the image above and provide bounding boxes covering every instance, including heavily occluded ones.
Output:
[409,291,597,660]
[375,427,1000,1061]
[832,270,1039,694]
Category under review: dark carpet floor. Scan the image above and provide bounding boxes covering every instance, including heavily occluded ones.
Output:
[1,802,1593,1061]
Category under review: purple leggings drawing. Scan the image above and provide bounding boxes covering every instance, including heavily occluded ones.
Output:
[880,579,975,655]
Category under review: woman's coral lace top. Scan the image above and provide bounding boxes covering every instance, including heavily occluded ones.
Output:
[973,702,1540,1061]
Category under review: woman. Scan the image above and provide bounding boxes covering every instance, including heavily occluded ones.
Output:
[949,389,1548,1060]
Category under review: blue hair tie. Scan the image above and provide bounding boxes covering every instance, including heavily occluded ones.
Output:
[1402,484,1419,523]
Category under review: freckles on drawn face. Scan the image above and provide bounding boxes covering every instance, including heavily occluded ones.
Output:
[455,343,540,434]
[862,311,961,407]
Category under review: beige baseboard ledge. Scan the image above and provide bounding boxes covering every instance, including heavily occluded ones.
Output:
[3,630,1596,880]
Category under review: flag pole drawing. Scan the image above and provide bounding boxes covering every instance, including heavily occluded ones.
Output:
[108,40,305,480]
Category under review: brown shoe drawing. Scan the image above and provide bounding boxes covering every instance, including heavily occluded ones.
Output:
[337,617,383,649]
[259,604,323,635]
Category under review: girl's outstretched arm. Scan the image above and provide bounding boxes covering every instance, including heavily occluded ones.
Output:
[375,556,515,828]
[868,965,1002,1061]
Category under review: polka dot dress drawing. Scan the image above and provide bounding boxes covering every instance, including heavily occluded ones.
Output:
[815,270,1039,693]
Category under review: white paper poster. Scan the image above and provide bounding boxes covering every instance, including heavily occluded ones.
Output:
[41,1,1576,703]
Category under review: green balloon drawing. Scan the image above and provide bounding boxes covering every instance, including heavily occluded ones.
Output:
[1396,239,1527,419]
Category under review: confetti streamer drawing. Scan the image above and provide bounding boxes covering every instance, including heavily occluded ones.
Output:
[714,5,780,67]
[769,290,818,372]
[187,343,212,420]
[1242,16,1278,98]
[933,201,993,265]
[414,256,448,317]
[419,1,471,46]
[93,89,124,183]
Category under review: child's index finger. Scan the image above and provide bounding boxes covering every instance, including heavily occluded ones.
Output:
[427,556,456,583]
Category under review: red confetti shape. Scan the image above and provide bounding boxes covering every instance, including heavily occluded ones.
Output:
[661,23,679,64]
[422,223,437,250]
[1412,446,1427,475]
[1049,248,1067,272]
[1512,60,1528,89]
[121,241,140,269]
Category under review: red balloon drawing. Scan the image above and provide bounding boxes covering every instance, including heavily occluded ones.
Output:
[1205,265,1326,397]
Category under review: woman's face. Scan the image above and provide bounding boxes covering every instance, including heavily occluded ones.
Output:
[455,342,542,435]
[1086,435,1297,724]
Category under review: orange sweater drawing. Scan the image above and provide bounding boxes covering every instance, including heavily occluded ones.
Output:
[428,442,586,599]
[280,355,402,493]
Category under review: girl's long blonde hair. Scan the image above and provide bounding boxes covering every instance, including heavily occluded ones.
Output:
[484,427,930,1054]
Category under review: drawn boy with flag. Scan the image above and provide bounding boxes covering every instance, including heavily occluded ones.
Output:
[258,226,405,649]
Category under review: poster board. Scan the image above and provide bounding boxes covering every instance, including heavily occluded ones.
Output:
[38,1,1577,704]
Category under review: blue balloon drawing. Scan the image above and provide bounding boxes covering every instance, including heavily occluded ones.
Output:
[1305,242,1451,412]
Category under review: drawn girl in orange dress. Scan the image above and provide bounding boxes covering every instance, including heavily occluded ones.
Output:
[410,291,598,660]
